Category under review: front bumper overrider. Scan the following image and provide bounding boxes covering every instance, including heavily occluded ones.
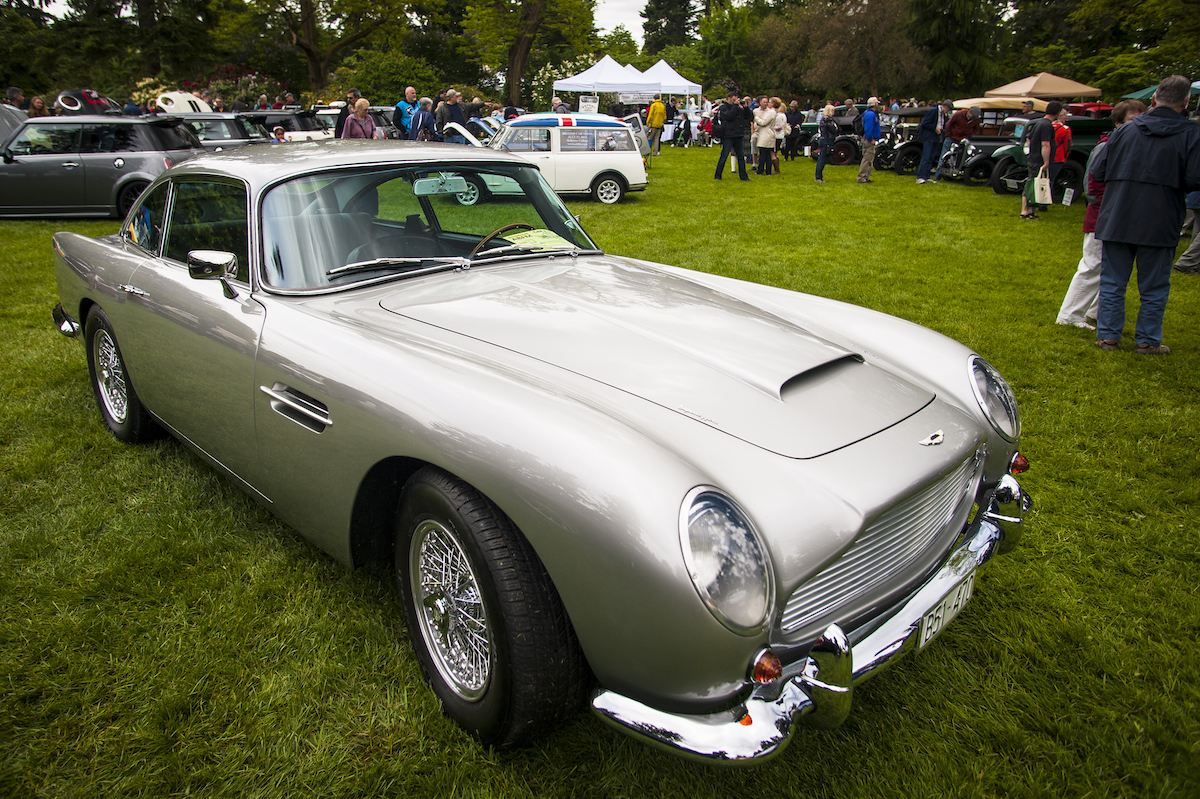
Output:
[591,474,1032,763]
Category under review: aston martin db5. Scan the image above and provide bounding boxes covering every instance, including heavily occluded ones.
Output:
[51,140,1032,763]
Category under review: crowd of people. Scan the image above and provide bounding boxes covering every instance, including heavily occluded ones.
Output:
[6,76,1198,353]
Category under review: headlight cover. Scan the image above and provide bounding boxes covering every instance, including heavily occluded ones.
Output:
[969,356,1021,442]
[679,488,774,635]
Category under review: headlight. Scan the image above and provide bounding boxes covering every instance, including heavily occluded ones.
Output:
[679,488,774,635]
[969,356,1021,442]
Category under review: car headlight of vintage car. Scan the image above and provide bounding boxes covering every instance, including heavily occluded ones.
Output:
[680,488,774,635]
[969,356,1021,442]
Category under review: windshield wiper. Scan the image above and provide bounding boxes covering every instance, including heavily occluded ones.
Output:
[471,244,603,261]
[327,256,466,277]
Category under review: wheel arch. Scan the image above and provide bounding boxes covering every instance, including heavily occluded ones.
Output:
[347,454,427,568]
[592,170,628,190]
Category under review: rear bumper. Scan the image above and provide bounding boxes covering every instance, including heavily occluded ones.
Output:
[591,474,1031,763]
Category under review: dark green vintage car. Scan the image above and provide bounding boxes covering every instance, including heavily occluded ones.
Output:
[989,114,1115,202]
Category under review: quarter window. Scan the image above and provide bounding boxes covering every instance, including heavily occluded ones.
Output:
[124,183,169,254]
[81,123,141,153]
[164,181,250,282]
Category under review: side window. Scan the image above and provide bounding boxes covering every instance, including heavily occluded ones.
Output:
[598,130,635,151]
[81,123,140,153]
[164,181,250,282]
[506,128,551,152]
[559,129,596,152]
[7,124,80,156]
[124,182,169,254]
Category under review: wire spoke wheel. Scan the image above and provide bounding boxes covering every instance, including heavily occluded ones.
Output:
[93,328,129,424]
[410,518,492,700]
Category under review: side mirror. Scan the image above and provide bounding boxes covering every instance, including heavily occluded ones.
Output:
[188,250,239,298]
[2,150,13,164]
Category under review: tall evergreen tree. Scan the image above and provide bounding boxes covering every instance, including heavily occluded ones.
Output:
[908,0,1003,94]
[641,0,695,54]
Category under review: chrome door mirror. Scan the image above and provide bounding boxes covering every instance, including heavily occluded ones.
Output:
[187,249,239,298]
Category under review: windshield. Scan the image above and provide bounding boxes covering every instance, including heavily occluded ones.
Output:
[261,162,598,291]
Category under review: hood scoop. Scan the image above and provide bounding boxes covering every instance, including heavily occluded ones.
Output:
[380,259,933,458]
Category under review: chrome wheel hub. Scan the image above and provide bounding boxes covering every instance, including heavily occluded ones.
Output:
[94,330,128,423]
[410,519,491,700]
[597,181,620,203]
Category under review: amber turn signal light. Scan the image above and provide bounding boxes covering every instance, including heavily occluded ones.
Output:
[750,648,782,683]
[1010,452,1030,475]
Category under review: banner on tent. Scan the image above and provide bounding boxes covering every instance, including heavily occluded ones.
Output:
[579,96,599,114]
[619,93,657,104]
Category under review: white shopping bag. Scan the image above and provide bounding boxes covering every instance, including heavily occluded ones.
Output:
[1033,167,1052,205]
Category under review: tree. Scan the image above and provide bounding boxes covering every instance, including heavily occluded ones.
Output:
[641,0,695,54]
[598,24,639,65]
[461,0,593,106]
[908,0,1003,94]
[803,0,927,98]
[246,0,410,93]
[699,1,753,91]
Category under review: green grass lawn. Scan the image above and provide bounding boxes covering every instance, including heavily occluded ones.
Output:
[2,148,1197,798]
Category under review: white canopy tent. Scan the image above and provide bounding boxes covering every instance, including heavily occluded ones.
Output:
[552,55,660,93]
[640,59,702,95]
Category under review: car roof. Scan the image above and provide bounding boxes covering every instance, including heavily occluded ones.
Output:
[15,114,189,127]
[507,113,629,129]
[163,139,533,189]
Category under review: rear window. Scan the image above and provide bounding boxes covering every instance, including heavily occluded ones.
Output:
[144,121,202,151]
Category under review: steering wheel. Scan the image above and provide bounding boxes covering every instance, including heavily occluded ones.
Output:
[469,223,536,257]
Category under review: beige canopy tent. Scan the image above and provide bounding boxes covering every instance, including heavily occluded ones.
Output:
[954,96,1048,111]
[985,73,1102,98]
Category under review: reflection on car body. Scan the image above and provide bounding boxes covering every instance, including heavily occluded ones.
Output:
[50,140,1031,764]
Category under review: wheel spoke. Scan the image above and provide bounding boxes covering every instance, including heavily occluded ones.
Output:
[411,520,492,699]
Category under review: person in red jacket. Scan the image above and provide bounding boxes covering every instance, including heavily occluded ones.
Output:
[1056,100,1145,328]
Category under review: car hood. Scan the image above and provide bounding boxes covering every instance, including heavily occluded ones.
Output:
[379,257,933,458]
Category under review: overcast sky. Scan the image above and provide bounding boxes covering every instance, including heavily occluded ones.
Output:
[594,0,645,46]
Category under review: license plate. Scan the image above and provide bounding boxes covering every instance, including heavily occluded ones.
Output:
[917,571,975,649]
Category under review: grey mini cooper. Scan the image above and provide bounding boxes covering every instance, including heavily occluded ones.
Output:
[1,114,204,218]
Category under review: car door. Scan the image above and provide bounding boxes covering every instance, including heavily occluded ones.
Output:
[555,127,596,192]
[504,127,553,186]
[79,121,144,209]
[117,177,268,495]
[0,122,84,214]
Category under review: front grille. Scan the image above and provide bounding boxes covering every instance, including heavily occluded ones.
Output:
[779,450,984,636]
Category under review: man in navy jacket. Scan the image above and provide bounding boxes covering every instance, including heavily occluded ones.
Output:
[1091,75,1200,355]
[916,100,952,183]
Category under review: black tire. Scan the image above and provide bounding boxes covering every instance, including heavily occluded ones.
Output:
[991,157,1026,195]
[591,173,624,204]
[1055,160,1085,203]
[965,160,995,186]
[893,144,922,176]
[84,307,158,443]
[395,467,589,749]
[116,180,149,219]
[830,139,857,166]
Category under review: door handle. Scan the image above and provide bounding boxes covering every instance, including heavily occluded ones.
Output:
[61,161,80,169]
[118,284,148,297]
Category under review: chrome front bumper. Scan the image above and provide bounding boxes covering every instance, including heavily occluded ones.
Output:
[591,474,1032,763]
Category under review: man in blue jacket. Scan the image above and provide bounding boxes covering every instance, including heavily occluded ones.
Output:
[1091,75,1200,355]
[916,100,952,183]
[857,97,881,183]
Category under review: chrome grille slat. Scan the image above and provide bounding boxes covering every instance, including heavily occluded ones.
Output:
[780,453,981,634]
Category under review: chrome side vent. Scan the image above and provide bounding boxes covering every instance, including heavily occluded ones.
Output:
[260,383,331,433]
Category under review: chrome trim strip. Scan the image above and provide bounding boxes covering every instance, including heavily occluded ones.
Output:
[590,477,1028,764]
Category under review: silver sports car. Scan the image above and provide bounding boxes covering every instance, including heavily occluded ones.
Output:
[51,140,1032,763]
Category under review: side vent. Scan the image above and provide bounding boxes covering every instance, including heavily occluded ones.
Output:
[260,383,332,433]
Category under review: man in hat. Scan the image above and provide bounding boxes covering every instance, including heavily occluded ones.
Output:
[1091,75,1200,354]
[936,104,982,180]
[857,97,881,183]
[1021,99,1036,117]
